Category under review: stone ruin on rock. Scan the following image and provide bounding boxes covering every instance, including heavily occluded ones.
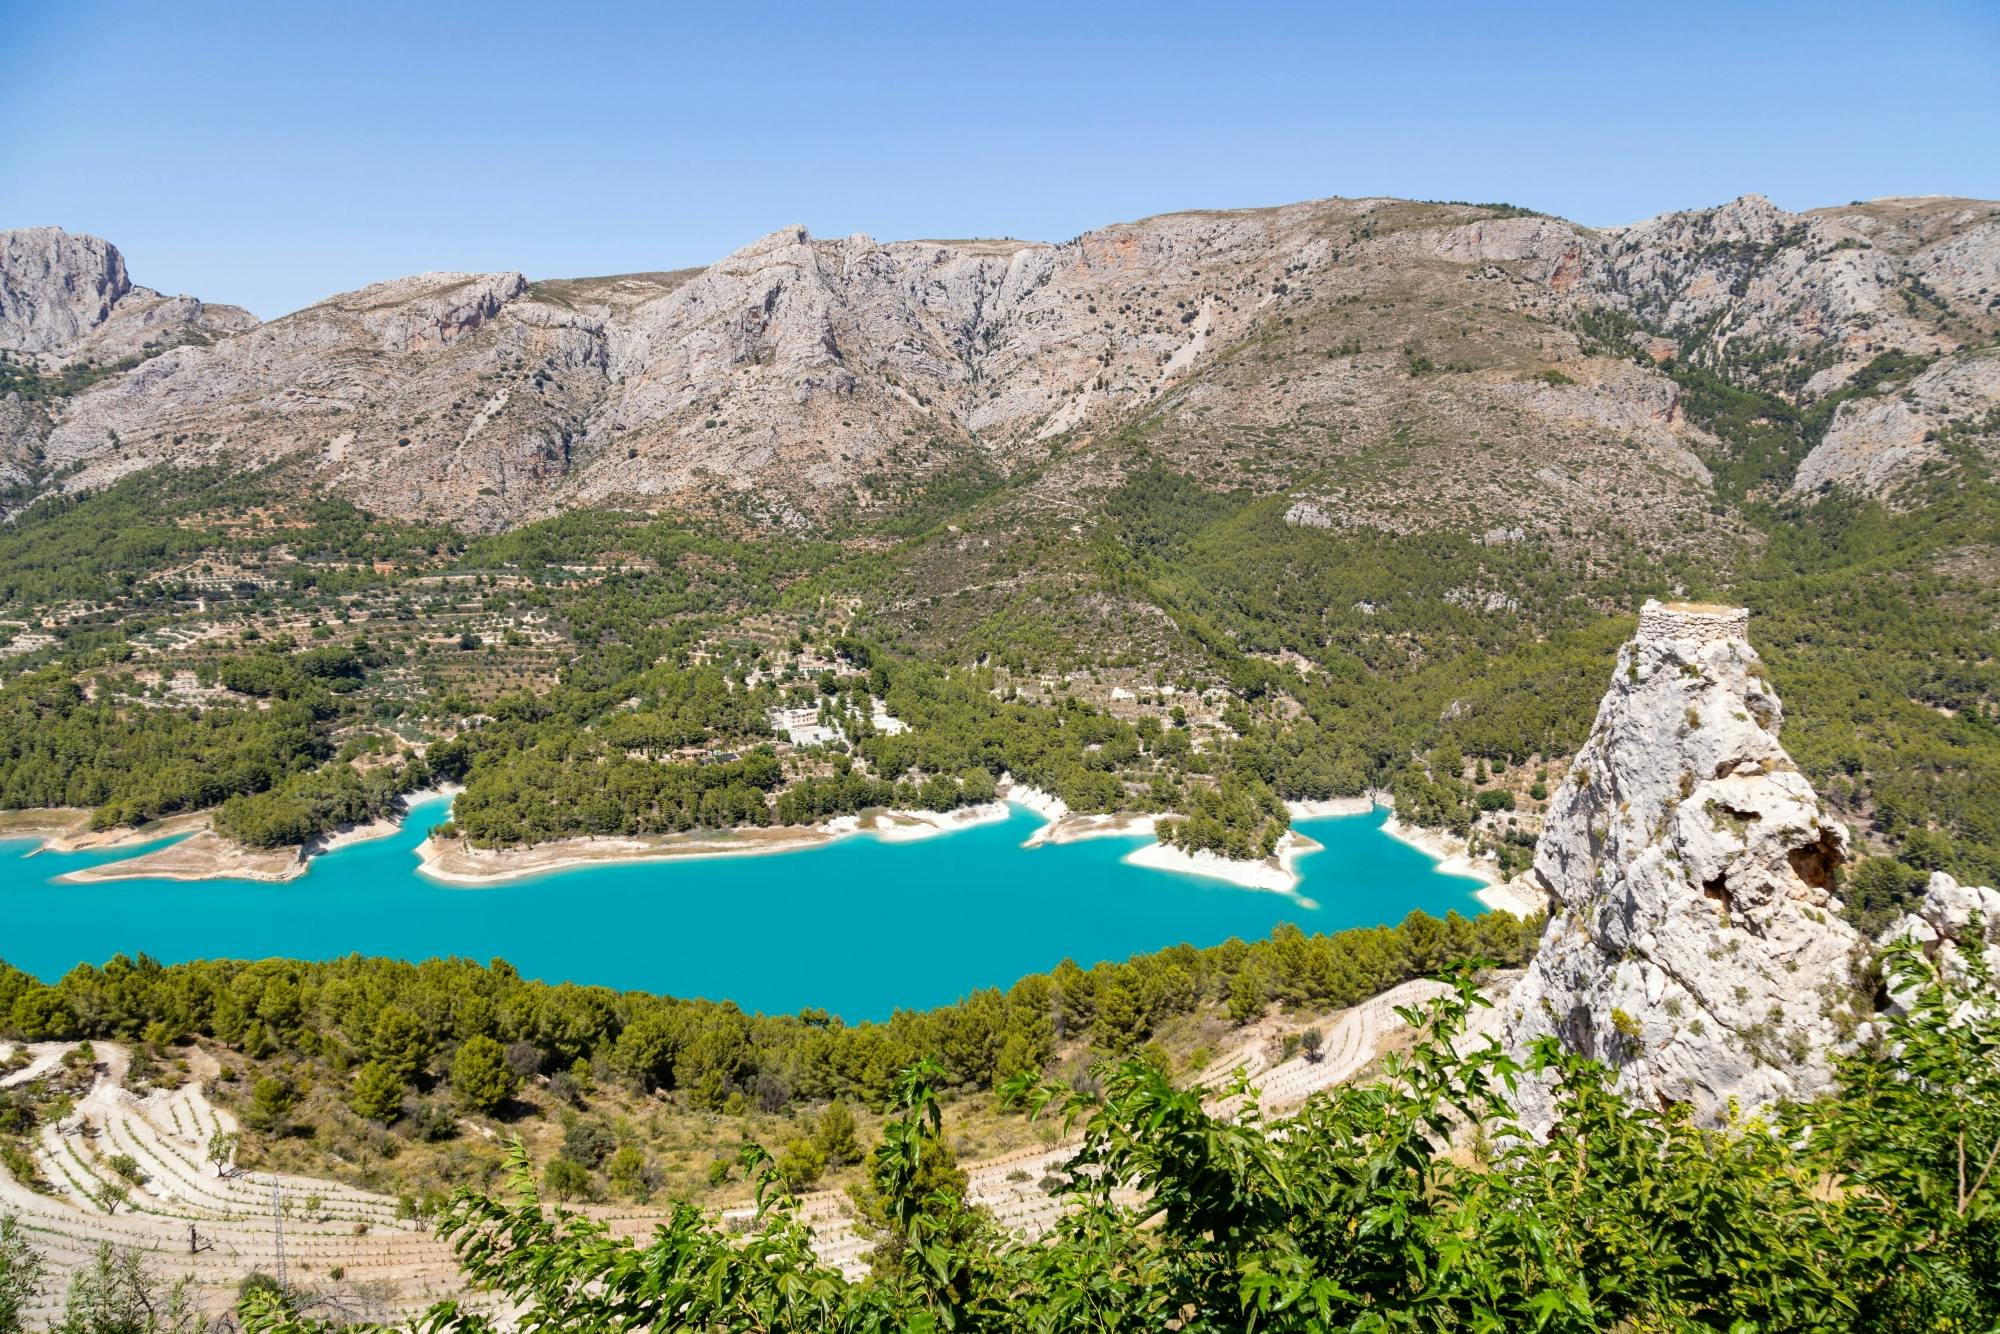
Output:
[1502,600,1865,1133]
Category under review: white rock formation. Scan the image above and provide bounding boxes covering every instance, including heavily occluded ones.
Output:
[0,227,255,363]
[1503,600,1862,1132]
[1878,871,2000,994]
[1792,350,2000,497]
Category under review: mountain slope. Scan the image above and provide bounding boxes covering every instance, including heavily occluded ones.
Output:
[8,193,1993,532]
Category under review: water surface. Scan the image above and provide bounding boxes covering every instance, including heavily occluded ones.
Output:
[0,799,1483,1020]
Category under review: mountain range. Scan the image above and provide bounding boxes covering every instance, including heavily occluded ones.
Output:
[4,192,1995,534]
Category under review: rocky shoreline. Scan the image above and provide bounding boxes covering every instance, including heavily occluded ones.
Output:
[48,787,460,886]
[15,781,1540,916]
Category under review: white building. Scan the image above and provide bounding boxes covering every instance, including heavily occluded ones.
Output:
[769,706,845,747]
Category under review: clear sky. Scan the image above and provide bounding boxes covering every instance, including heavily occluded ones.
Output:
[3,0,1994,318]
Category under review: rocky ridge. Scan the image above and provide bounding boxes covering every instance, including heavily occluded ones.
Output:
[0,226,256,363]
[1,192,1995,531]
[1502,600,1864,1132]
[1878,871,2000,994]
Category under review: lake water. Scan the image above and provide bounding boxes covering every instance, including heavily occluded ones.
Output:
[0,798,1484,1020]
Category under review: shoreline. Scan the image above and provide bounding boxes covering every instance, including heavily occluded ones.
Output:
[1123,829,1323,897]
[1284,795,1380,820]
[1003,777,1159,849]
[415,799,1015,886]
[1025,810,1159,847]
[54,784,465,886]
[415,824,848,885]
[4,809,212,856]
[1376,815,1548,918]
[11,783,1538,916]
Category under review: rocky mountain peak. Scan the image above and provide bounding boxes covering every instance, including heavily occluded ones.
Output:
[0,226,133,355]
[1503,600,1862,1132]
[0,225,256,367]
[725,225,814,263]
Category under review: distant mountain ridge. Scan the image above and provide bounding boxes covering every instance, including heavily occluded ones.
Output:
[2,193,1995,532]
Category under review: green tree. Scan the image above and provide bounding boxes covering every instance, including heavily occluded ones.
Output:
[368,1006,431,1084]
[540,1157,590,1204]
[242,1077,295,1135]
[0,1212,46,1334]
[604,1146,654,1202]
[814,1101,861,1168]
[1091,975,1147,1051]
[205,1130,239,1178]
[450,1035,518,1115]
[349,1060,406,1124]
[774,1136,826,1188]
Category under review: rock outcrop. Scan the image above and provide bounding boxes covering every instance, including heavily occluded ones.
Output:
[1503,601,1863,1132]
[1792,350,2000,497]
[1878,871,2000,993]
[0,227,256,364]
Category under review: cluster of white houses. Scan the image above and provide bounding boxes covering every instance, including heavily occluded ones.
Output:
[766,700,909,747]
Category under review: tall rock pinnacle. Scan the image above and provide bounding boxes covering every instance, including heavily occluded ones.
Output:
[1503,600,1862,1132]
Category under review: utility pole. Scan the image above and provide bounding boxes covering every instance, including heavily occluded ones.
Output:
[271,1178,286,1291]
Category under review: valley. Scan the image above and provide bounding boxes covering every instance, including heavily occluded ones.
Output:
[0,188,1996,1328]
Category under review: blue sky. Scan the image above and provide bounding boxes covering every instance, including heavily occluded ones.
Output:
[3,0,1994,318]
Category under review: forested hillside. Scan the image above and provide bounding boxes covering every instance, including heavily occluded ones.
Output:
[0,192,1993,927]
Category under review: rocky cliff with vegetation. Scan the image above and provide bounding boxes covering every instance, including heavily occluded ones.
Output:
[4,193,1994,533]
[1503,601,1864,1131]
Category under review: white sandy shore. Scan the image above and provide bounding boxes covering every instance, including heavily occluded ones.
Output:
[869,801,1011,842]
[415,800,1009,886]
[1003,777,1161,848]
[1000,778,1067,828]
[1284,795,1380,820]
[56,783,466,884]
[1377,815,1548,917]
[60,830,303,884]
[1475,878,1550,918]
[1123,829,1323,896]
[1026,811,1159,847]
[4,810,210,855]
[414,825,846,885]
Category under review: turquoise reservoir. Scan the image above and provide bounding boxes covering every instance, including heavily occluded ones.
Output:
[0,798,1484,1020]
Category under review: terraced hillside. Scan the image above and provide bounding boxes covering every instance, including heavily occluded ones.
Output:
[0,978,1465,1316]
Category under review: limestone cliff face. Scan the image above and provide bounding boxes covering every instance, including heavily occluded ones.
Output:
[1879,872,2000,993]
[8,192,1997,530]
[1792,350,2000,496]
[1503,601,1862,1132]
[0,227,256,363]
[0,228,131,355]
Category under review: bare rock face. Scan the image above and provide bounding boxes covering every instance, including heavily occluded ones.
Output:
[0,227,131,354]
[0,393,50,489]
[1503,600,1862,1133]
[1878,872,2000,992]
[42,268,595,530]
[1792,350,2000,496]
[0,227,256,364]
[10,192,1997,530]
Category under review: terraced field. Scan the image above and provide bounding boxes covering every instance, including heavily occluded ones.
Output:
[0,977,1464,1320]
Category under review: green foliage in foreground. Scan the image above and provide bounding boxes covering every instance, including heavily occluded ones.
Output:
[225,949,1996,1334]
